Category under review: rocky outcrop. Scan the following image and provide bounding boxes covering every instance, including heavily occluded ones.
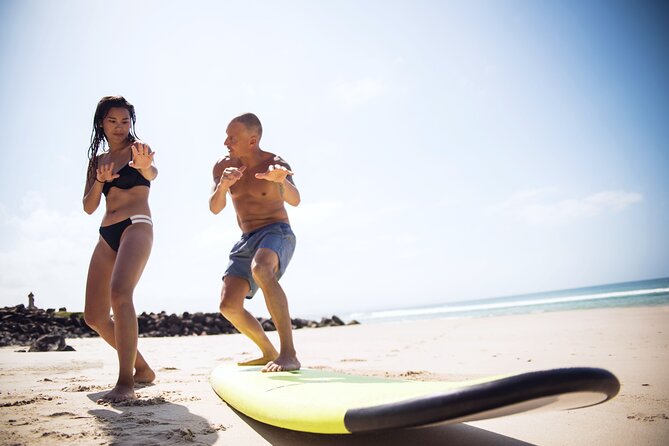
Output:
[1,305,94,348]
[0,305,359,348]
[28,333,75,352]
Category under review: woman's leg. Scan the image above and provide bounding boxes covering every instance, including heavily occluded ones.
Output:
[99,223,153,402]
[84,238,155,384]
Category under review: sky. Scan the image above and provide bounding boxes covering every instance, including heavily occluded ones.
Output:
[1,0,668,319]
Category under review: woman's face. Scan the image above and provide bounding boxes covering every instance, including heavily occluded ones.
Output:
[102,107,131,146]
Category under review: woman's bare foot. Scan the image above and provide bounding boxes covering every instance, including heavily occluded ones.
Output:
[134,366,156,384]
[262,354,301,372]
[238,355,277,367]
[97,384,136,404]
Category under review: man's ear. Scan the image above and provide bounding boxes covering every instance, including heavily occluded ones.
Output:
[250,135,258,146]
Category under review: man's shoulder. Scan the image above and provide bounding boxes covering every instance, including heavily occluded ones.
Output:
[212,156,238,177]
[264,152,290,167]
[215,155,238,167]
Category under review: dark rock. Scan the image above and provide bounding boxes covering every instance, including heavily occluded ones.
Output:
[0,305,358,346]
[29,334,66,352]
[292,318,310,329]
[261,319,276,331]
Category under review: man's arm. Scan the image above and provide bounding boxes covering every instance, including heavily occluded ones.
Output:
[279,175,300,207]
[209,160,245,214]
[255,159,301,207]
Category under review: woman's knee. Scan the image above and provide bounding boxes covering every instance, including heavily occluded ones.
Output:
[109,284,134,309]
[84,310,110,331]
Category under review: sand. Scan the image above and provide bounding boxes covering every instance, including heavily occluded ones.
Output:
[1,305,668,445]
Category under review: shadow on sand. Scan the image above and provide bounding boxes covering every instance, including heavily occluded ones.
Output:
[232,408,536,446]
[87,391,222,445]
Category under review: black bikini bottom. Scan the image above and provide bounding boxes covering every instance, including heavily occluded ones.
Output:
[99,214,152,252]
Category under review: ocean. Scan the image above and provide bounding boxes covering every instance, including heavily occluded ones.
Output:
[349,277,669,323]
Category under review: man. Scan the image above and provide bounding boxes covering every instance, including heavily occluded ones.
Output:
[209,113,301,372]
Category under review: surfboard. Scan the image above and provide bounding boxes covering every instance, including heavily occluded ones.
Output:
[210,365,620,434]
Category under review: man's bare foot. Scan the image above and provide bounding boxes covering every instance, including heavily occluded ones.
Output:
[134,366,156,384]
[238,355,276,367]
[97,384,136,404]
[262,355,301,372]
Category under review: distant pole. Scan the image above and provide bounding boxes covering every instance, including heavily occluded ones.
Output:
[28,292,35,309]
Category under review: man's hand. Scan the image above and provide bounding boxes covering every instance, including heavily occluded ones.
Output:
[219,165,246,187]
[129,142,154,170]
[255,164,293,183]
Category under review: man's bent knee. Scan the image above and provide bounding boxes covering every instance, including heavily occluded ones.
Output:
[219,276,251,318]
[251,262,277,286]
[219,298,244,319]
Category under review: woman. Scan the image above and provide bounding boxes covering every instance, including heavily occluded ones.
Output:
[82,96,157,403]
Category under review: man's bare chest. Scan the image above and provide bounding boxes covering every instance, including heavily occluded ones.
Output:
[230,171,277,199]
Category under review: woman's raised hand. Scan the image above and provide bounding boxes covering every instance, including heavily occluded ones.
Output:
[96,162,119,183]
[129,142,154,170]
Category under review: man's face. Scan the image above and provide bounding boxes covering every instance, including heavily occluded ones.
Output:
[225,121,253,155]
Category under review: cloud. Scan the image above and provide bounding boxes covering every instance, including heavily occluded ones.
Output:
[489,188,643,225]
[0,193,97,309]
[290,200,346,227]
[332,78,386,107]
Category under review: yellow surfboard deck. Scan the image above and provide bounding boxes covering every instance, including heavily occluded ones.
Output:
[210,365,619,434]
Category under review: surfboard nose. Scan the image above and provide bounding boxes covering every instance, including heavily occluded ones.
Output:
[343,367,621,433]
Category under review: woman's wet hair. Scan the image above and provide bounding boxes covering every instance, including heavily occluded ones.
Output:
[86,96,138,182]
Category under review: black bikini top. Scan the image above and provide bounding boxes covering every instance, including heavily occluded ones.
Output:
[102,163,151,196]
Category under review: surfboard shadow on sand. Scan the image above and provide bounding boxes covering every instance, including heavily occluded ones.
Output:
[232,407,536,446]
[86,390,221,445]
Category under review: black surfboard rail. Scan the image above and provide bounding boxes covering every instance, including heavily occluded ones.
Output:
[343,367,620,433]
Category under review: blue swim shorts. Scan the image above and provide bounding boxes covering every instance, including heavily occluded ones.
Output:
[223,222,296,298]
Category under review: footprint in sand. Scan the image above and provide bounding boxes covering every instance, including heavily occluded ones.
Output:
[48,412,76,417]
[0,394,55,406]
[113,396,168,407]
[627,413,669,422]
[166,428,196,441]
[61,384,105,392]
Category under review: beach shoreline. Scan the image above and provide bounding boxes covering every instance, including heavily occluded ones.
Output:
[1,305,668,445]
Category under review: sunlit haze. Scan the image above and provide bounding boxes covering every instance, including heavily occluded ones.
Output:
[1,0,668,319]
